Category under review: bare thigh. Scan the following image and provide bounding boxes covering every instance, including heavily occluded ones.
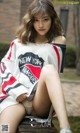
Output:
[0,103,26,133]
[33,69,51,117]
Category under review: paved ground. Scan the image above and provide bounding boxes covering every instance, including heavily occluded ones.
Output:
[61,80,80,116]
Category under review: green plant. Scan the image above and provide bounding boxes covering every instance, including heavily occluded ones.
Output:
[64,45,76,68]
[0,42,9,61]
[53,116,80,133]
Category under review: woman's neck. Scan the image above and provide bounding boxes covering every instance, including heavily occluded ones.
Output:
[35,35,48,44]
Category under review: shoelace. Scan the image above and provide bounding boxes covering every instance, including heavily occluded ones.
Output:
[60,128,72,133]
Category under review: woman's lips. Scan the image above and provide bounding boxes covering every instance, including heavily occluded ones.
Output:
[38,29,45,31]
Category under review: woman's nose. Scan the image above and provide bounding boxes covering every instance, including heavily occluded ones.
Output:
[39,20,44,27]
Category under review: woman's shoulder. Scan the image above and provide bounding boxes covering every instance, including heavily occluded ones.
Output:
[53,36,66,45]
[11,37,23,46]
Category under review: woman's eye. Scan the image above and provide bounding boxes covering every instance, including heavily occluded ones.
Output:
[34,19,38,22]
[44,18,49,21]
[45,18,48,20]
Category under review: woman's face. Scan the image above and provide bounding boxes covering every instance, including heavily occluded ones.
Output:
[33,13,51,36]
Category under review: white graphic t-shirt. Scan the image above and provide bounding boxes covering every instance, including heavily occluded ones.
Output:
[0,38,66,113]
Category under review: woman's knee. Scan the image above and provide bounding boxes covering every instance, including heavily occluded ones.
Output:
[41,64,58,79]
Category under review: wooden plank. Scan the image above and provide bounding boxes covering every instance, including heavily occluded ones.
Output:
[18,125,58,133]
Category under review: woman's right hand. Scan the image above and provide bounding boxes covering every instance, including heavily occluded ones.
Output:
[16,93,27,103]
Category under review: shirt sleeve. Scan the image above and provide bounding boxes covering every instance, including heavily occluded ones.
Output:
[50,43,66,73]
[0,40,29,100]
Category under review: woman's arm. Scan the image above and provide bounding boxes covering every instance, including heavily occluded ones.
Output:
[0,40,28,100]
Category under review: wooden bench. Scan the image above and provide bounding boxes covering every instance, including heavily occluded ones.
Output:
[17,115,58,133]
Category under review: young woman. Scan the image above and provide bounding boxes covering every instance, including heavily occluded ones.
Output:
[0,0,72,133]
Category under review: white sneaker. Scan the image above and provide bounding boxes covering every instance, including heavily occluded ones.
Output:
[60,128,72,133]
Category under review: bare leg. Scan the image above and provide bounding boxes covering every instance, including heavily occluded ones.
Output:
[33,64,70,129]
[0,104,26,133]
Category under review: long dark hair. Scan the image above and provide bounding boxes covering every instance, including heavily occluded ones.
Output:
[16,0,63,44]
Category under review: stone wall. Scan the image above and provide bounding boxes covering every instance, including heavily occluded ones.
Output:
[0,0,21,43]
